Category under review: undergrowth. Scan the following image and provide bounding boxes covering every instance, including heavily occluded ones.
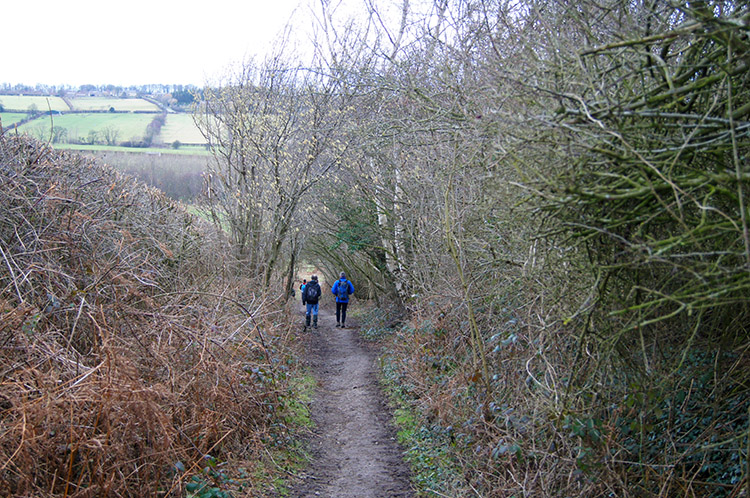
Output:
[0,135,307,496]
[357,306,470,497]
[263,369,316,497]
[359,282,749,497]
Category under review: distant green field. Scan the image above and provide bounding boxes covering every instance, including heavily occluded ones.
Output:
[68,97,160,112]
[54,143,210,155]
[160,113,206,144]
[0,95,69,112]
[19,113,155,143]
[0,112,28,128]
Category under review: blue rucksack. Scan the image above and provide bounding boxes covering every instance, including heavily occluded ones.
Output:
[336,279,349,300]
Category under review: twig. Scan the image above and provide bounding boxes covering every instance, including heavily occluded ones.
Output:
[0,411,27,470]
[165,429,236,497]
[0,241,23,302]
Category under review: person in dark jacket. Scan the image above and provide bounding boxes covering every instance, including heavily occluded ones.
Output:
[331,272,354,328]
[304,275,321,329]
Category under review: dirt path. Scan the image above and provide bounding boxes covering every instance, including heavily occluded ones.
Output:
[292,306,414,498]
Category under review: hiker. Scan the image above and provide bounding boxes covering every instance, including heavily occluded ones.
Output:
[331,272,354,328]
[300,279,307,306]
[304,275,321,329]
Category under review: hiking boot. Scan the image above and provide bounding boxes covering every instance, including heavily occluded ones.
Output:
[340,323,346,329]
[335,322,340,328]
[305,314,311,327]
[313,316,318,329]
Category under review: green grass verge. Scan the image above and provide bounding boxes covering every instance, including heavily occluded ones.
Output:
[380,355,467,496]
[260,372,315,496]
[177,372,316,497]
[283,373,315,428]
[356,308,467,496]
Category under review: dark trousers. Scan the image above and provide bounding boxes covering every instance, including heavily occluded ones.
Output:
[336,301,349,324]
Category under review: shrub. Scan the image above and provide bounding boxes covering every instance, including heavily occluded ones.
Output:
[0,135,294,496]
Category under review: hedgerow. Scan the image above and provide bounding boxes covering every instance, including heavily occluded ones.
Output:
[0,135,299,496]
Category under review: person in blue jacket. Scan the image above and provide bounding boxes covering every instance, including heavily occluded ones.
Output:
[331,272,354,328]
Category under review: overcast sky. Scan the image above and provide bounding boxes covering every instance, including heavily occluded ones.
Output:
[1,0,316,87]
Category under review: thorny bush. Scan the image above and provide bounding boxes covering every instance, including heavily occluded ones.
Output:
[0,135,295,496]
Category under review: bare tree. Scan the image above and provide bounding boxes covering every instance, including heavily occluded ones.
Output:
[194,50,357,289]
[102,125,120,146]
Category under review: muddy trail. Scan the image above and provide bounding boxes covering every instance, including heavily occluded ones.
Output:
[291,306,414,498]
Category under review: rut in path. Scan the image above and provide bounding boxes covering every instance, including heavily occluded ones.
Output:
[292,306,414,498]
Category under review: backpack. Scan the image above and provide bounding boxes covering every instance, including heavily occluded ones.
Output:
[336,279,349,301]
[305,282,320,303]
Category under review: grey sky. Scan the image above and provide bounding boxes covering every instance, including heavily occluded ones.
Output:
[2,0,307,87]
